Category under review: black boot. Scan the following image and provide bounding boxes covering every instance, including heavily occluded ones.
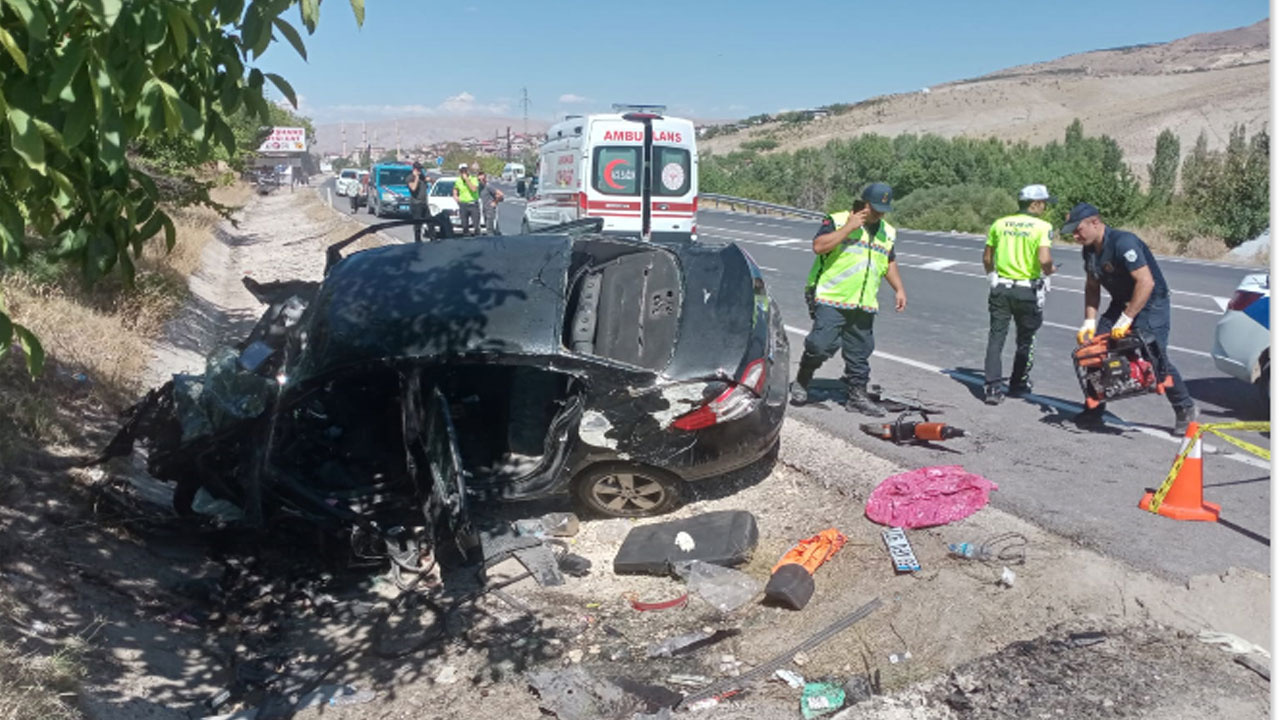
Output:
[1173,404,1199,437]
[1074,403,1107,429]
[790,359,819,406]
[845,386,885,417]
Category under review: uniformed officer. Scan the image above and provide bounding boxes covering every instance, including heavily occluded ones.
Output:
[982,184,1057,405]
[789,182,907,416]
[1064,202,1199,435]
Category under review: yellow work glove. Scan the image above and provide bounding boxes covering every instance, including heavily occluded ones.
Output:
[1076,318,1096,345]
[1110,313,1134,339]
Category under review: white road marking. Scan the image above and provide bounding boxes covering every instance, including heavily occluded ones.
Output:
[781,324,1268,470]
[765,238,804,247]
[757,265,780,272]
[919,259,961,271]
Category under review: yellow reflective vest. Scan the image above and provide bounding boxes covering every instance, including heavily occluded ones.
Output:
[805,212,896,312]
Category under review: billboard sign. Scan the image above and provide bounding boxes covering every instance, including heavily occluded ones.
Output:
[258,126,307,153]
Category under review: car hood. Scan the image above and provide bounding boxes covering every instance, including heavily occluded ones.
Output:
[288,236,572,386]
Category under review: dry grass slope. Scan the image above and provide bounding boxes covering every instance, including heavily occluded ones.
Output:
[703,20,1270,174]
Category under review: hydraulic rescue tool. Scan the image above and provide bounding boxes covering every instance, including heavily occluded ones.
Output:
[1071,332,1173,408]
[860,411,966,445]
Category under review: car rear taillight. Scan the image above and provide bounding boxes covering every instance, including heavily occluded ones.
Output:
[671,359,767,431]
[1228,290,1264,311]
[578,191,588,214]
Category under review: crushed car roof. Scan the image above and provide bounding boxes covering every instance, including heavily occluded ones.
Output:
[292,237,573,384]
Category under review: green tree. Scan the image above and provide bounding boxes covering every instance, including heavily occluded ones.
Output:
[0,0,367,375]
[1147,129,1180,205]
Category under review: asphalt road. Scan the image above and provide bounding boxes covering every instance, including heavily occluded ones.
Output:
[317,178,1270,580]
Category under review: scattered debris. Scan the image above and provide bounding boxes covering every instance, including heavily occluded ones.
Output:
[800,681,846,719]
[613,511,759,575]
[1235,654,1271,681]
[682,597,882,707]
[626,591,689,612]
[568,649,584,663]
[948,532,1028,564]
[865,466,997,528]
[1067,631,1107,648]
[775,669,807,688]
[673,559,761,612]
[793,651,810,667]
[999,567,1017,588]
[667,674,712,687]
[528,666,640,720]
[648,628,740,658]
[841,674,874,705]
[1197,630,1271,657]
[557,552,593,577]
[766,529,846,610]
[881,527,921,573]
[888,651,913,664]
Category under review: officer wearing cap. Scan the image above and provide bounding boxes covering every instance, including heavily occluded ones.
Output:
[453,163,481,236]
[1064,202,1198,435]
[981,184,1058,405]
[790,182,907,416]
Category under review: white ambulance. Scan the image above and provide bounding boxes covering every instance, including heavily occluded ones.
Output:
[520,110,698,241]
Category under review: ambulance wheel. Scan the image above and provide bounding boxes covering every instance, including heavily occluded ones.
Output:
[573,464,682,518]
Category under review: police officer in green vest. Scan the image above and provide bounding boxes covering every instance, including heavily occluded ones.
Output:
[790,182,907,416]
[982,184,1057,405]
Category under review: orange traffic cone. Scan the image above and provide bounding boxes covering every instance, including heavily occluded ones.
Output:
[1139,421,1221,521]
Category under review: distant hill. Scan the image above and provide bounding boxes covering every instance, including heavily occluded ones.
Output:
[703,19,1270,174]
[312,116,550,155]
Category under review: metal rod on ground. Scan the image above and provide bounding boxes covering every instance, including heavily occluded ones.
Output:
[327,188,332,207]
[681,596,884,706]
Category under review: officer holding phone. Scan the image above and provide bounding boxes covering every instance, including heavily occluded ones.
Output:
[791,183,907,416]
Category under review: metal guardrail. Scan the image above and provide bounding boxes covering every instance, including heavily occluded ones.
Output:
[701,193,826,220]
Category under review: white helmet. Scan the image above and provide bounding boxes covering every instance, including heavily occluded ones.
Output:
[457,163,468,171]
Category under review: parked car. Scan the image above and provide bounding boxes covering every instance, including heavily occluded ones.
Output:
[367,163,414,218]
[335,168,361,197]
[1211,273,1270,402]
[103,223,787,563]
[427,177,488,231]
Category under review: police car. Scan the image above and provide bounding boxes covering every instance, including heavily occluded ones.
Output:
[1211,273,1270,402]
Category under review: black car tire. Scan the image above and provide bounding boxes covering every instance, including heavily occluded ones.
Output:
[365,197,373,214]
[573,464,683,518]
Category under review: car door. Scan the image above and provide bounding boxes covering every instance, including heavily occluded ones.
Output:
[401,370,473,557]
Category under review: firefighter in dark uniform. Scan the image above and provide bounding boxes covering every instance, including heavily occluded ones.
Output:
[789,182,907,416]
[1065,202,1198,435]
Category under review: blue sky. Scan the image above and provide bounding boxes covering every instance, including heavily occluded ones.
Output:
[257,0,1269,125]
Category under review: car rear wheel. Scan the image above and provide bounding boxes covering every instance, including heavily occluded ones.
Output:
[573,464,682,518]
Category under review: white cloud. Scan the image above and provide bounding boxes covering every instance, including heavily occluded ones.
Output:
[559,93,590,104]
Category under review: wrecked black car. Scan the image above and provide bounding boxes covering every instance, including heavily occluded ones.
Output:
[103,221,787,561]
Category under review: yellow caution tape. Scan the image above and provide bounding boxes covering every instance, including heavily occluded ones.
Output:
[1146,422,1270,513]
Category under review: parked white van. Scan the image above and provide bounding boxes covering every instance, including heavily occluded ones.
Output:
[501,162,526,182]
[520,112,697,240]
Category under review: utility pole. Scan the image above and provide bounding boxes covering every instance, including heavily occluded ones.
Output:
[521,87,531,137]
[506,125,512,161]
[396,119,401,160]
[340,122,347,158]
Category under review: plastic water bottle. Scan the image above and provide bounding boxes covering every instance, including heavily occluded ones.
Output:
[947,542,987,560]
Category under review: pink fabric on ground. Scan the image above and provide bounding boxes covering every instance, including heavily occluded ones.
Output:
[865,465,998,528]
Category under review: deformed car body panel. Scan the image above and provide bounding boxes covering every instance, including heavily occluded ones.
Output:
[103,222,787,555]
